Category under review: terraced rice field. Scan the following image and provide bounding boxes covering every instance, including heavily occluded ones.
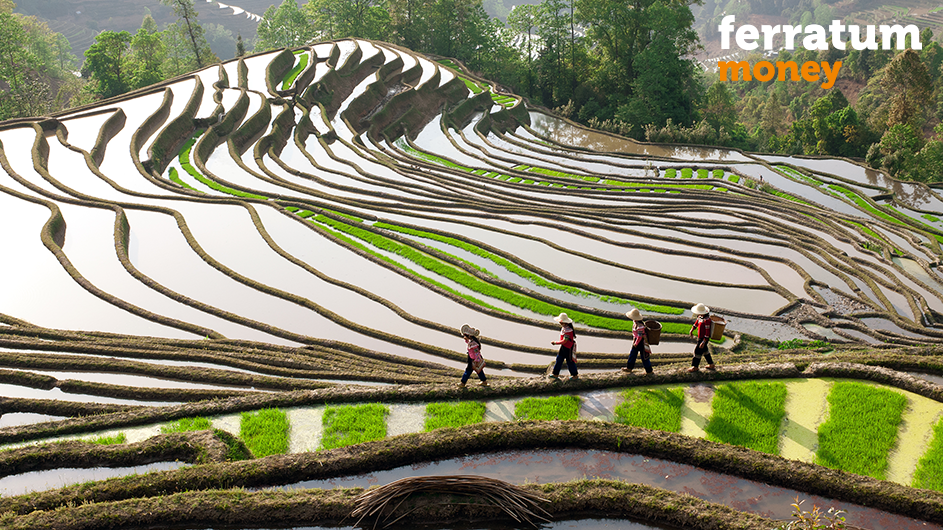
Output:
[2,38,943,529]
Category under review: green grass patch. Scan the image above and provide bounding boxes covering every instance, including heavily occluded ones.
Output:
[705,381,787,455]
[281,50,310,90]
[515,395,581,421]
[89,433,127,445]
[815,382,907,479]
[168,166,201,192]
[240,408,290,458]
[320,403,389,450]
[424,402,487,431]
[161,417,212,433]
[317,216,689,331]
[614,387,684,432]
[374,222,680,314]
[777,338,830,350]
[913,416,943,491]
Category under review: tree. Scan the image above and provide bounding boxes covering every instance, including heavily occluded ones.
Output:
[388,0,429,51]
[305,0,390,41]
[256,0,312,52]
[83,30,132,98]
[236,34,246,57]
[881,49,932,130]
[507,4,539,97]
[160,0,217,69]
[701,81,736,133]
[130,26,164,89]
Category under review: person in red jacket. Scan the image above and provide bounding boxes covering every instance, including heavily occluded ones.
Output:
[622,308,653,375]
[459,324,488,387]
[688,303,716,372]
[549,313,578,379]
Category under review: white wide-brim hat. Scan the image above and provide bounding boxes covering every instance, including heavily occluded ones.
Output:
[460,324,480,337]
[691,303,710,315]
[625,308,643,321]
[553,312,573,324]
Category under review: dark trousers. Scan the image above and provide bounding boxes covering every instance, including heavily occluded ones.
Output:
[462,357,486,384]
[627,344,653,373]
[552,345,578,376]
[692,341,713,367]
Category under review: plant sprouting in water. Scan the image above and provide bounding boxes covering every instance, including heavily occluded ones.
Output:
[778,497,846,529]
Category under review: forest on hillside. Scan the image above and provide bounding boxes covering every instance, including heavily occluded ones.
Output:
[2,0,942,182]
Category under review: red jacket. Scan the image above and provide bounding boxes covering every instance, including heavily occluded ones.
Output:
[692,316,713,341]
[558,326,575,348]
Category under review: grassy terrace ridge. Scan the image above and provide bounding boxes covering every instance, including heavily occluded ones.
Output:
[614,387,684,432]
[374,221,682,314]
[240,408,290,457]
[515,395,582,421]
[815,381,907,479]
[705,381,787,455]
[320,403,389,450]
[424,401,487,431]
[313,214,692,333]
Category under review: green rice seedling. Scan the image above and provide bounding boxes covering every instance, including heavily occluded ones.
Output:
[161,417,212,433]
[515,395,581,421]
[281,51,309,90]
[177,131,267,200]
[912,416,943,492]
[168,167,201,192]
[240,408,290,458]
[696,169,709,178]
[664,168,677,178]
[320,403,389,450]
[705,381,787,455]
[923,214,940,223]
[712,169,724,179]
[424,402,487,431]
[815,382,907,479]
[89,433,127,445]
[680,168,693,178]
[614,387,684,432]
[727,174,740,183]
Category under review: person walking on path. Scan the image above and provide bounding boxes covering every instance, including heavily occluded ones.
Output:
[549,313,578,379]
[459,324,488,387]
[622,308,653,375]
[688,303,716,373]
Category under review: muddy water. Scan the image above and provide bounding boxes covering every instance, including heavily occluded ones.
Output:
[243,51,281,95]
[526,113,752,162]
[60,111,114,153]
[278,448,935,530]
[0,413,66,428]
[0,461,188,496]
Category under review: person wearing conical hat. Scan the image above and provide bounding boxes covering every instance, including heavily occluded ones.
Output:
[459,324,488,387]
[688,303,716,372]
[549,313,578,380]
[622,308,653,375]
